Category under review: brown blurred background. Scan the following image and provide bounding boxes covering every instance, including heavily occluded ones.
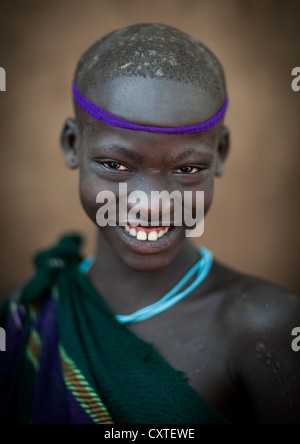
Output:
[0,0,299,301]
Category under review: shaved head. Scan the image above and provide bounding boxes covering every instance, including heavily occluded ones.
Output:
[74,23,227,103]
[62,23,231,273]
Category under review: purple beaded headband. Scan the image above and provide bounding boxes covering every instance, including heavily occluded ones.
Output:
[72,81,228,135]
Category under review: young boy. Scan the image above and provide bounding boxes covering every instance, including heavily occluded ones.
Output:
[1,23,299,424]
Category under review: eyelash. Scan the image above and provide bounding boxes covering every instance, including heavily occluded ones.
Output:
[98,160,206,175]
[173,166,205,175]
[101,161,130,171]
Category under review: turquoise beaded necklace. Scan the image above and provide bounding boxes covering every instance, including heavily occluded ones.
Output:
[79,247,213,324]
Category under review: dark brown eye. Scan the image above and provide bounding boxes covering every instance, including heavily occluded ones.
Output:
[175,166,200,174]
[102,161,128,171]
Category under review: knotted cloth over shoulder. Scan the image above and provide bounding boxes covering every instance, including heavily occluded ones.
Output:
[20,234,83,303]
[0,234,230,424]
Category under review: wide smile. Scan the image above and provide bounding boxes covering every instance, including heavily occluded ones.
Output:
[123,224,171,241]
[116,223,184,254]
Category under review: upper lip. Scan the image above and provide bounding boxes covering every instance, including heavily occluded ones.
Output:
[123,222,176,228]
[125,225,172,234]
[127,224,173,228]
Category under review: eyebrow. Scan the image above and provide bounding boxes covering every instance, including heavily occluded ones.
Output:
[92,144,144,162]
[163,147,213,164]
[92,144,212,164]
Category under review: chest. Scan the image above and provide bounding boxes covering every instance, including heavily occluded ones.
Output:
[127,294,234,409]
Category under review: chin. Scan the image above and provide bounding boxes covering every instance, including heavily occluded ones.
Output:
[120,249,179,272]
[100,224,186,272]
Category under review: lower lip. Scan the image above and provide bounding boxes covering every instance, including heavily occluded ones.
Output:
[116,225,184,254]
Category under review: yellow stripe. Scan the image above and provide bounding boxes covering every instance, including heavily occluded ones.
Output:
[26,329,41,371]
[59,345,113,424]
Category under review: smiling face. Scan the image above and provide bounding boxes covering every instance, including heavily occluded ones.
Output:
[61,76,229,271]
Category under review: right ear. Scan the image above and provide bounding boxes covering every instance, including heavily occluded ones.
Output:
[60,118,80,169]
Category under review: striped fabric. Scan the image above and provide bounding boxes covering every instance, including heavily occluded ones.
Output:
[0,234,229,424]
[26,330,41,371]
[60,345,113,424]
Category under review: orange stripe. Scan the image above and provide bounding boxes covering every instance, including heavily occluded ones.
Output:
[60,350,113,423]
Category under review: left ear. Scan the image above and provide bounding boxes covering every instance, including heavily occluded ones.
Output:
[215,125,230,177]
[60,118,81,169]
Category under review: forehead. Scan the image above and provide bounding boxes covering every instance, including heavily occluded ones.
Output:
[83,76,222,128]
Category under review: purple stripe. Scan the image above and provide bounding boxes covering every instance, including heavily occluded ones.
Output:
[72,81,228,134]
[31,293,70,424]
[31,291,95,424]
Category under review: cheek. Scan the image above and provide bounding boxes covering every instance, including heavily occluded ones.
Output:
[185,175,215,219]
[203,177,215,215]
[79,171,109,225]
[79,178,98,224]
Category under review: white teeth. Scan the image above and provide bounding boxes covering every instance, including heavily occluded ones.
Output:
[124,225,170,241]
[136,230,147,241]
[148,231,158,241]
[129,228,137,237]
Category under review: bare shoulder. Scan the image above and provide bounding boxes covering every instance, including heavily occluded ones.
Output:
[214,262,300,334]
[211,261,300,423]
[211,259,300,346]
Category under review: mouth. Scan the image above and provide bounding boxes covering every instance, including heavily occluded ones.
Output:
[116,223,183,254]
[122,224,171,241]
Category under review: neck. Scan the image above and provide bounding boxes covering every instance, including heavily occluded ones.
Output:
[88,229,200,316]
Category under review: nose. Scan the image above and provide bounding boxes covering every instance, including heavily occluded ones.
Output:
[125,181,180,227]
